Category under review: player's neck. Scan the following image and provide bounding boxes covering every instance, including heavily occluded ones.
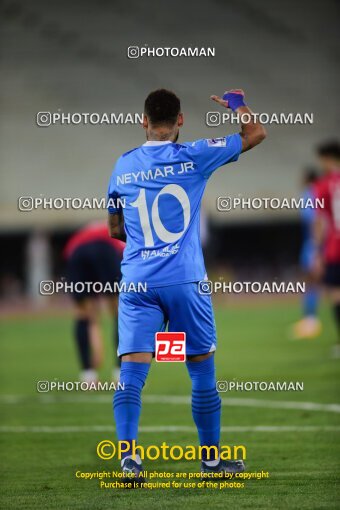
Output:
[147,127,178,142]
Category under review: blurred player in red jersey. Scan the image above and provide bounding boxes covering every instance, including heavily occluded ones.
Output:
[313,141,340,357]
[64,222,125,382]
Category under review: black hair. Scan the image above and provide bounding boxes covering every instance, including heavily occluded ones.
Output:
[303,167,319,185]
[144,89,181,126]
[316,140,340,160]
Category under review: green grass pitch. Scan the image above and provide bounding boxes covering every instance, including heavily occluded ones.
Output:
[1,300,340,509]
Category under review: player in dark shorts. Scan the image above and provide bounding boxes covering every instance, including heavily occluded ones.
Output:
[313,141,340,358]
[64,222,125,382]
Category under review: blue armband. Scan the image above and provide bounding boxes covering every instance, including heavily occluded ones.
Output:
[222,92,246,111]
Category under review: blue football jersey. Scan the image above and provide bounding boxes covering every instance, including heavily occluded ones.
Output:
[107,135,242,287]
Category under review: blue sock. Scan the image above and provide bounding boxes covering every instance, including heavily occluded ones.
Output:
[303,286,319,317]
[186,355,221,461]
[113,361,150,459]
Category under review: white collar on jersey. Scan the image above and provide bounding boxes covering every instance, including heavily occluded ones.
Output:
[143,140,172,146]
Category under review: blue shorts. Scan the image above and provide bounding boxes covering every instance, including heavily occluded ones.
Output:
[118,282,216,357]
[300,241,315,271]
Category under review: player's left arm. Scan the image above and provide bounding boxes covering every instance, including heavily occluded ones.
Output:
[211,89,266,152]
[107,163,126,241]
[311,181,328,278]
[108,211,126,242]
[312,214,327,279]
[314,214,326,249]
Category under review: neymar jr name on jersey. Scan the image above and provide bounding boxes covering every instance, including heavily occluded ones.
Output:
[116,161,195,186]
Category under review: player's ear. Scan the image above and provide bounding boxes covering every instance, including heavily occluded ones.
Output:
[178,113,184,127]
[142,114,148,129]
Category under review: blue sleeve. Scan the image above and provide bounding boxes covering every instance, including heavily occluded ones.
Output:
[300,190,316,224]
[187,134,242,179]
[107,166,122,215]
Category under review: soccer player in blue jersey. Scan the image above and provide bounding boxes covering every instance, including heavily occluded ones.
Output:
[107,88,266,482]
[291,169,322,340]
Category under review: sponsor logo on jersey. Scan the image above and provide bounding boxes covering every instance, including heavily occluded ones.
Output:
[207,137,227,147]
